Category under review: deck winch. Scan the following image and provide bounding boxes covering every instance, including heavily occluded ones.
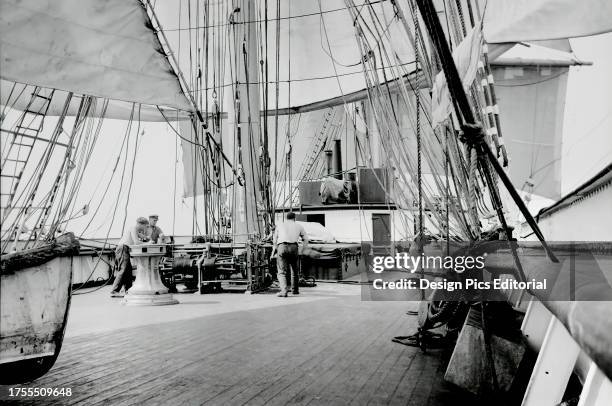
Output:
[159,240,272,294]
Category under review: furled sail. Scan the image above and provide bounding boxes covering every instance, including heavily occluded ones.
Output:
[431,26,484,127]
[0,0,193,112]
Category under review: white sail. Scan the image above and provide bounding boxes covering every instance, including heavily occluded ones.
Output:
[493,60,569,201]
[0,80,191,122]
[0,0,192,111]
[483,0,612,43]
[154,0,417,110]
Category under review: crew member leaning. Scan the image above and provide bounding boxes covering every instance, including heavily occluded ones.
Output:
[147,214,166,243]
[270,212,309,297]
[111,217,149,297]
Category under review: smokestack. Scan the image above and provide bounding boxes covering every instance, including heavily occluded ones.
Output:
[325,150,333,176]
[332,139,342,179]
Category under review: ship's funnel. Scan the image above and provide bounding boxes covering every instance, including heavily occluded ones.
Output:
[325,149,333,175]
[332,139,342,180]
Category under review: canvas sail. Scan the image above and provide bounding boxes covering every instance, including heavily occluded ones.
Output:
[0,81,191,122]
[430,2,593,203]
[0,0,192,112]
[491,63,569,201]
[483,0,612,43]
[155,0,418,111]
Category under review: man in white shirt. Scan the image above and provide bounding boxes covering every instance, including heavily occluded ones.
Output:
[111,217,149,297]
[270,212,309,297]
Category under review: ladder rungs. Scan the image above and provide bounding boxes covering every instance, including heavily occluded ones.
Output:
[0,174,19,178]
[2,130,71,148]
[34,94,53,101]
[16,125,40,132]
[24,109,45,116]
[5,158,27,163]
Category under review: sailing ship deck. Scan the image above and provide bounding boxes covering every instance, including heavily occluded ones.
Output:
[0,284,482,405]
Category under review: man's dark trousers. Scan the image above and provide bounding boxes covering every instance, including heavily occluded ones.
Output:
[277,243,299,294]
[112,245,133,293]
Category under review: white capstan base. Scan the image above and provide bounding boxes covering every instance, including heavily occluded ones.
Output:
[122,244,179,306]
[123,292,178,306]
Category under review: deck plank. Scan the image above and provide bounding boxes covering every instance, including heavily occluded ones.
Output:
[1,286,482,405]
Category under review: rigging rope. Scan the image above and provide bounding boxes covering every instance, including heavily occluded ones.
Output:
[162,1,388,32]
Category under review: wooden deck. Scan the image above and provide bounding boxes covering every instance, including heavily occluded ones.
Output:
[0,284,481,405]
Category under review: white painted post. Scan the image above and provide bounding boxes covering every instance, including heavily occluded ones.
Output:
[522,316,580,406]
[521,299,553,352]
[577,362,612,406]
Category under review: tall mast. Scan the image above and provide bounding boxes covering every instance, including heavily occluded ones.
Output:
[232,0,264,243]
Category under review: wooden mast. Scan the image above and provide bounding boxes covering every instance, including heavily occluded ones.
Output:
[232,0,264,243]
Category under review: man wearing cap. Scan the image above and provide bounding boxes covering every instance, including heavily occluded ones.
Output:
[111,217,150,297]
[146,214,166,244]
[270,212,309,297]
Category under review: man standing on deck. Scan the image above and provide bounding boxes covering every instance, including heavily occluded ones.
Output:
[111,217,150,298]
[270,212,309,297]
[147,214,166,243]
